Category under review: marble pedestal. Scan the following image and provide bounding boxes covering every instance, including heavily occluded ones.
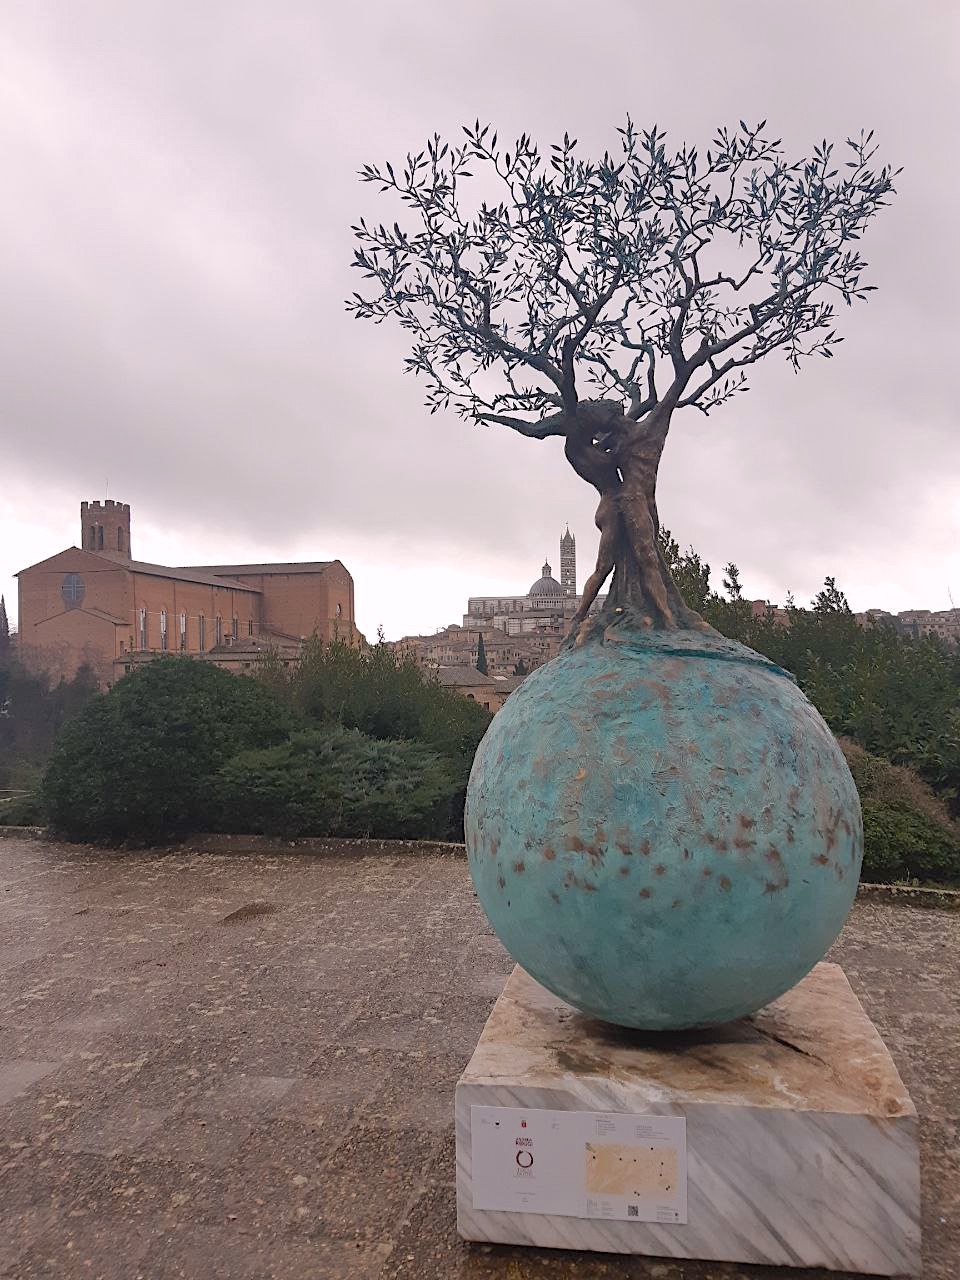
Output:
[456,963,920,1275]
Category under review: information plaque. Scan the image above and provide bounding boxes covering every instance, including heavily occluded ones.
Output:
[470,1105,687,1224]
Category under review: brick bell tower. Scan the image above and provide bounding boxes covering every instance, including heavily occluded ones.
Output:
[81,500,131,560]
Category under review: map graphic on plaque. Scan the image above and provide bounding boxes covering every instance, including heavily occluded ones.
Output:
[585,1143,679,1200]
[470,1106,687,1225]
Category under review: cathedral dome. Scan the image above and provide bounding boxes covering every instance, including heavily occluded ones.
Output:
[529,561,563,597]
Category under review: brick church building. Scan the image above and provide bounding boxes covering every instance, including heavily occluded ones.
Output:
[16,500,358,686]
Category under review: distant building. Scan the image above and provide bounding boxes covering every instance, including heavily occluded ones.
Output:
[464,558,573,634]
[464,529,604,638]
[397,529,604,683]
[895,608,960,644]
[16,499,359,686]
[749,600,960,643]
[433,665,517,714]
[396,623,562,680]
[559,525,577,596]
[747,599,791,625]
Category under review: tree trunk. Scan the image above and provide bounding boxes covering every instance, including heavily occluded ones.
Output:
[564,403,711,647]
[600,493,708,632]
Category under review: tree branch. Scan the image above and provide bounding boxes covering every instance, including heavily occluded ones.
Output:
[476,410,568,438]
[627,342,659,419]
[350,120,897,433]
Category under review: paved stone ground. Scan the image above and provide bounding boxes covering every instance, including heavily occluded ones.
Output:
[0,834,956,1280]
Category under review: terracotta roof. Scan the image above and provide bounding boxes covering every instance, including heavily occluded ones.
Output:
[258,626,304,644]
[206,637,263,654]
[86,606,131,627]
[13,549,275,594]
[491,675,524,691]
[206,631,303,655]
[115,557,262,592]
[181,561,336,577]
[14,547,126,577]
[434,665,497,687]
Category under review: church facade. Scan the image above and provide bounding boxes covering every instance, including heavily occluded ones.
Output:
[16,500,358,687]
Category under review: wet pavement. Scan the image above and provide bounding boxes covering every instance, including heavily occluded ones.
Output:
[0,833,956,1279]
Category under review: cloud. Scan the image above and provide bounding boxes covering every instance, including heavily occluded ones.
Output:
[1,0,957,636]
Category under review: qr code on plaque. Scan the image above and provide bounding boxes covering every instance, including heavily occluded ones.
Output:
[627,1205,639,1218]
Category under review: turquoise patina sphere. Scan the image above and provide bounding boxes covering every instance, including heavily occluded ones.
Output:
[465,629,863,1029]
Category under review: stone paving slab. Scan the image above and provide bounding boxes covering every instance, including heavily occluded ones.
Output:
[0,835,956,1279]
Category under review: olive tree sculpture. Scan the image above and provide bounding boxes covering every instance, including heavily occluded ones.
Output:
[349,122,897,1031]
[349,121,896,643]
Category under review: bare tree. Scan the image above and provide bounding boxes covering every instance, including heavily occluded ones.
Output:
[348,121,897,643]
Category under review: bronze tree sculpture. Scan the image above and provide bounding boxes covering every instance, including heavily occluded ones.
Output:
[349,121,896,1030]
[349,121,896,642]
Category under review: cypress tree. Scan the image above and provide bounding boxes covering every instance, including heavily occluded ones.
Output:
[475,631,488,675]
[0,595,9,657]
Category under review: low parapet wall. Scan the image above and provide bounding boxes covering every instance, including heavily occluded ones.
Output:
[180,832,467,859]
[1,825,958,907]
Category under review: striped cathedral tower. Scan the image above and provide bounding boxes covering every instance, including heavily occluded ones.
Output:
[560,526,576,596]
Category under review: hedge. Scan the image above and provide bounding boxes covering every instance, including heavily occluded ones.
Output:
[213,726,461,840]
[42,658,292,840]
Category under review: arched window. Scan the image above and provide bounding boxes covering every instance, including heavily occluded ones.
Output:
[97,526,104,550]
[160,609,168,651]
[231,616,238,640]
[215,616,223,646]
[179,611,187,651]
[198,615,206,651]
[138,607,147,650]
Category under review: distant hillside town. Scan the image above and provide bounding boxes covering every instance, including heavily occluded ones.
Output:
[863,606,960,644]
[8,504,958,704]
[393,528,601,705]
[735,599,959,643]
[393,527,960,704]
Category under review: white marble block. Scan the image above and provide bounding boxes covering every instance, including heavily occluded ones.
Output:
[456,962,920,1275]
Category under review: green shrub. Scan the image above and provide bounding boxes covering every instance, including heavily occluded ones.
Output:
[661,529,960,817]
[42,658,292,841]
[840,738,960,884]
[258,636,492,838]
[0,791,45,826]
[214,726,461,839]
[259,637,491,774]
[0,658,99,788]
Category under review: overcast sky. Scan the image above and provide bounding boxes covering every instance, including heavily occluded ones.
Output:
[1,0,957,640]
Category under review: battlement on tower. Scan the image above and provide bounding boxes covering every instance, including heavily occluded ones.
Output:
[81,499,132,559]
